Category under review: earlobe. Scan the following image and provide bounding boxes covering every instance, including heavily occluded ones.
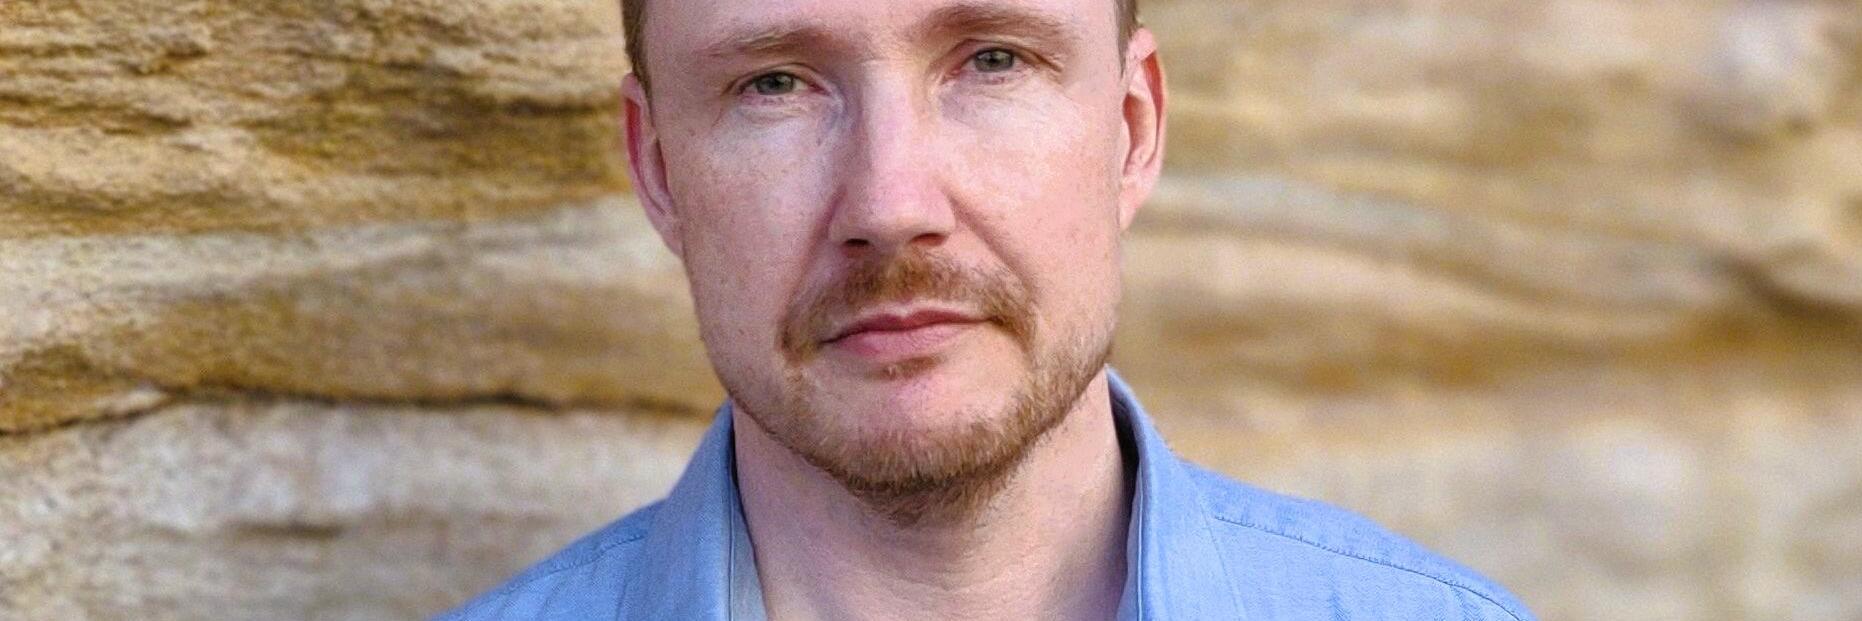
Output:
[1116,28,1166,232]
[622,75,686,258]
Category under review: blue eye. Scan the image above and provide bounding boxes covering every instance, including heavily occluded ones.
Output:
[748,72,801,96]
[971,49,1018,73]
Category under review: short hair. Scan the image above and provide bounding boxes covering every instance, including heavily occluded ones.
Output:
[622,0,1139,90]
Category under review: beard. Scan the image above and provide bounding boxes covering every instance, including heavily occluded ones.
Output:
[731,250,1113,528]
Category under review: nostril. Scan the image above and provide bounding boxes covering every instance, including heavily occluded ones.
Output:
[841,239,875,260]
[840,238,873,259]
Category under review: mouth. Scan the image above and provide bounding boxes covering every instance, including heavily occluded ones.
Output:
[822,307,987,364]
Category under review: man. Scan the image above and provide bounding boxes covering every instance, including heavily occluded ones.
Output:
[445,0,1536,618]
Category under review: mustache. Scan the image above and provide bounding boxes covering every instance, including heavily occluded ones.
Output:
[780,251,1036,362]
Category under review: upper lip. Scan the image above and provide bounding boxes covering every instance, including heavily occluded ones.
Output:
[824,306,986,343]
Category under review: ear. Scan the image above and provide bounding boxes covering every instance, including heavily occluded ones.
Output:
[622,75,685,258]
[1116,27,1166,232]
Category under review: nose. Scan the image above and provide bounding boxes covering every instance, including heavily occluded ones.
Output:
[826,80,955,259]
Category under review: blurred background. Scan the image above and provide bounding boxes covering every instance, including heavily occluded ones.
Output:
[3,0,1860,619]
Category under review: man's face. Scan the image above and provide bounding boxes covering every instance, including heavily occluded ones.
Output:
[624,0,1162,520]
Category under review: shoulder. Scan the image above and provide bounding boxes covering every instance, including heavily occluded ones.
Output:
[435,502,663,621]
[1184,466,1536,621]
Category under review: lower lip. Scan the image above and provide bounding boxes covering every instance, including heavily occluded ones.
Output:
[827,321,980,364]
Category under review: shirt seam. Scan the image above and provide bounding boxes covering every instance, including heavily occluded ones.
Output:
[726,518,738,621]
[485,532,649,601]
[1132,498,1147,621]
[1207,514,1527,621]
[1196,510,1250,620]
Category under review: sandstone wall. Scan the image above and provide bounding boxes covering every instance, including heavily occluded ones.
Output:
[3,1,1859,620]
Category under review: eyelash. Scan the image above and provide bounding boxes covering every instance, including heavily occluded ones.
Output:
[735,71,813,99]
[731,45,1035,103]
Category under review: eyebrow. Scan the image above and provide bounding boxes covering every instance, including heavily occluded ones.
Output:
[912,2,1078,51]
[699,2,1081,62]
[702,20,841,61]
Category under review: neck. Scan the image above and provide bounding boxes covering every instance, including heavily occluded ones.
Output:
[732,370,1132,621]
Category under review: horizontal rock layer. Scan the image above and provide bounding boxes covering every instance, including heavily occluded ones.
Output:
[0,399,707,620]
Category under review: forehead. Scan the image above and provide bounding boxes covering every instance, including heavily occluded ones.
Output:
[644,0,1118,61]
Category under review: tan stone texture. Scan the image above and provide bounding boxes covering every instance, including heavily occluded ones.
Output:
[0,400,708,620]
[3,0,1860,620]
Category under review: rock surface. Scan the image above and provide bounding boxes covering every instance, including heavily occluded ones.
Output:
[0,399,707,620]
[3,0,1860,619]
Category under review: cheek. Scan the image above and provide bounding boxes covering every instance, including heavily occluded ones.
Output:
[666,125,833,351]
[944,94,1126,322]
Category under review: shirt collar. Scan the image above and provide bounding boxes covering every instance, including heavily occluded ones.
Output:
[1108,368,1250,620]
[616,396,743,621]
[617,368,1246,620]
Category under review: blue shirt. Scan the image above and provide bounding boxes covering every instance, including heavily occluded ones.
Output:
[441,370,1536,620]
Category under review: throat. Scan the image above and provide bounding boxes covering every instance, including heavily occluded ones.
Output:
[731,373,1133,621]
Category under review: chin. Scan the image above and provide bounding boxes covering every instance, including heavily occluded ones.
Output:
[731,317,1111,525]
[809,351,1023,438]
